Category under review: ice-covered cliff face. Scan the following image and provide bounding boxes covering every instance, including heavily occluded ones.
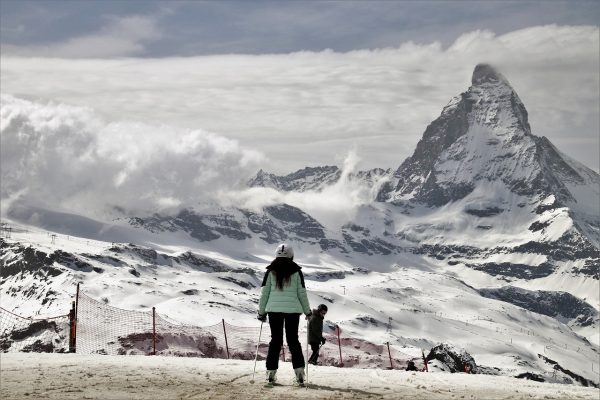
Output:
[380,64,598,211]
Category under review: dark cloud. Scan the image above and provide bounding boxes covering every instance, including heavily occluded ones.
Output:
[1,1,598,57]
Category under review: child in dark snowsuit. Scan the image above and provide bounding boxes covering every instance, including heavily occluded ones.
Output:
[307,304,327,365]
[406,360,418,371]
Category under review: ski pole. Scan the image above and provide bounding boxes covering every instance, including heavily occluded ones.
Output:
[250,321,264,384]
[306,319,309,387]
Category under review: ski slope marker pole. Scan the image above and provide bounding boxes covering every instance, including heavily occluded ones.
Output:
[250,321,263,384]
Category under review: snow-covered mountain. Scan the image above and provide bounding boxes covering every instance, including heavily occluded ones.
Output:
[248,165,391,193]
[248,166,342,191]
[245,64,600,302]
[379,64,598,263]
[381,64,592,204]
[1,64,598,386]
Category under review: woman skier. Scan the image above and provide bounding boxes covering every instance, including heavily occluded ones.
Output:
[257,243,311,386]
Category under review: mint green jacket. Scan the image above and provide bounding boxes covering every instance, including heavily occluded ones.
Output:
[259,269,311,315]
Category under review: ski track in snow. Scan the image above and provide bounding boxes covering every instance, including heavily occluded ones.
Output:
[1,354,598,400]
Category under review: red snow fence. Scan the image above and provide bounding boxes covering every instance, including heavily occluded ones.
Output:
[75,292,266,359]
[1,290,426,371]
[0,307,70,352]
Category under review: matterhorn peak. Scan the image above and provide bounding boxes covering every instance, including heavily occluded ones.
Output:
[471,63,509,86]
[381,64,598,208]
[466,63,531,137]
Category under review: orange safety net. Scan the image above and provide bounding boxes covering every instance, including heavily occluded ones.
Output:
[0,307,69,353]
[77,292,154,355]
[76,292,288,360]
[76,292,423,370]
[2,292,426,371]
[315,335,426,370]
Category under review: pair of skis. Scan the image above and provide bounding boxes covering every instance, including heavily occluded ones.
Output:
[251,320,311,388]
[264,381,306,388]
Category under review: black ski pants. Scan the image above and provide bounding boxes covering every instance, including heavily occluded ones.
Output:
[266,312,305,370]
[308,342,320,364]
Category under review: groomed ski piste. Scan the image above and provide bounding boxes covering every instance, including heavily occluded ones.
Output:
[1,353,598,400]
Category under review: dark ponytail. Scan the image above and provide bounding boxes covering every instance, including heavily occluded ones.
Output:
[267,258,297,290]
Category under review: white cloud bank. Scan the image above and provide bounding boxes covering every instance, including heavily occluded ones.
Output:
[0,91,378,226]
[0,94,263,218]
[1,25,597,175]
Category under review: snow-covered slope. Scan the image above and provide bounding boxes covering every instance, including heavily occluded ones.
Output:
[1,220,598,386]
[2,353,599,400]
[2,64,598,388]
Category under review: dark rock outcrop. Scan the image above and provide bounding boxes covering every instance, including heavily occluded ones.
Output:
[426,343,478,373]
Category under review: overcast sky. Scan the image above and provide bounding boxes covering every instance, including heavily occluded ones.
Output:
[2,1,599,57]
[1,1,598,217]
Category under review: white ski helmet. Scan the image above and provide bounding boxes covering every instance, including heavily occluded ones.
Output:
[275,243,294,259]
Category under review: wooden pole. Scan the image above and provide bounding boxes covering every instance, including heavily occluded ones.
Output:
[69,301,76,352]
[337,325,343,367]
[222,319,230,359]
[74,283,80,352]
[152,307,156,355]
[386,342,393,369]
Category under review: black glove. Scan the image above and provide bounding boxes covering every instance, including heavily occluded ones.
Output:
[320,337,326,345]
[257,313,267,322]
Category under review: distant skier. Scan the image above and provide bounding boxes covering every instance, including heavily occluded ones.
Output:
[258,244,311,386]
[307,304,328,365]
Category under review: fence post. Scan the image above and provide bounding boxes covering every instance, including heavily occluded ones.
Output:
[74,283,80,352]
[386,342,393,369]
[222,319,230,359]
[152,307,156,355]
[422,350,429,372]
[69,301,76,352]
[336,325,344,367]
